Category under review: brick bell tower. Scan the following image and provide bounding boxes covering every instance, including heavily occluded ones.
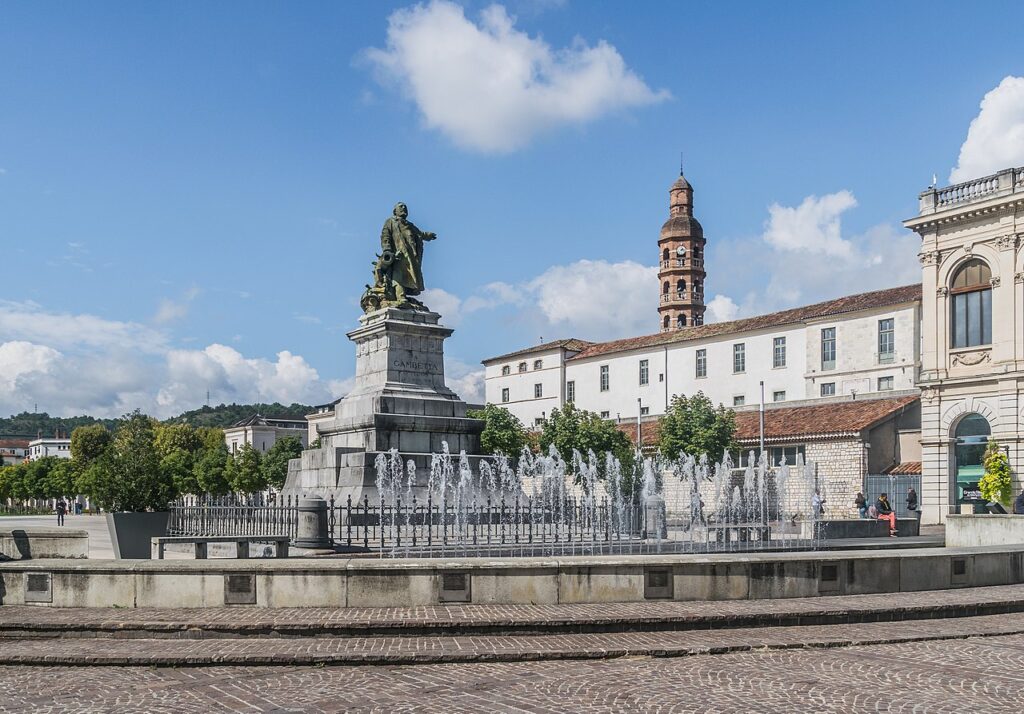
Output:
[657,170,706,331]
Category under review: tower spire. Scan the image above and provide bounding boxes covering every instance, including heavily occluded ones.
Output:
[657,168,706,332]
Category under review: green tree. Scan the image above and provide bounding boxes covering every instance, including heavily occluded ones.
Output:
[261,436,304,491]
[468,405,529,459]
[154,423,204,495]
[70,424,112,466]
[227,443,265,493]
[194,443,232,495]
[539,402,635,476]
[46,458,80,498]
[658,392,738,462]
[980,439,1013,505]
[0,464,20,502]
[23,456,62,499]
[82,410,175,512]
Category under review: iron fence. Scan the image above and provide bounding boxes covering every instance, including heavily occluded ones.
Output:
[864,474,922,518]
[168,494,299,539]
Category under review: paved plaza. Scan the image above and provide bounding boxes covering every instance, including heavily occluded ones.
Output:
[2,631,1024,712]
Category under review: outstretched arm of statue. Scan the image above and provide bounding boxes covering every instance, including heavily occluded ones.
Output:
[422,231,437,241]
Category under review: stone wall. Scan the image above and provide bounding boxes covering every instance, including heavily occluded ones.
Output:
[806,439,866,519]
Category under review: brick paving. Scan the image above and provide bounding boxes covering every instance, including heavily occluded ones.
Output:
[2,631,1024,712]
[3,583,1024,638]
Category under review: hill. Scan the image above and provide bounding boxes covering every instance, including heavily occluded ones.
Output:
[0,402,314,437]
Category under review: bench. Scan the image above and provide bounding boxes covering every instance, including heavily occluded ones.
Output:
[151,535,290,560]
[707,524,771,543]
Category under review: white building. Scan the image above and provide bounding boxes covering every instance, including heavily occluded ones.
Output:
[0,438,30,465]
[904,166,1024,523]
[484,285,921,429]
[223,414,308,455]
[28,435,71,460]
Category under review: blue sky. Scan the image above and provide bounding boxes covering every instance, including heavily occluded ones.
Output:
[2,0,1024,418]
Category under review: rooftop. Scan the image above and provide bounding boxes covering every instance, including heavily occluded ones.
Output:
[570,283,922,361]
[229,414,307,429]
[482,338,593,365]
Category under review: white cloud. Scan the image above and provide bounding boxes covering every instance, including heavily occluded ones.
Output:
[763,191,857,258]
[153,285,201,325]
[364,0,669,153]
[0,341,61,393]
[704,294,739,323]
[446,358,485,404]
[950,76,1024,183]
[0,300,167,354]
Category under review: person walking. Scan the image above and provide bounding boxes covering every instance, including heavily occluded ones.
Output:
[55,498,67,527]
[854,492,868,519]
[875,493,897,536]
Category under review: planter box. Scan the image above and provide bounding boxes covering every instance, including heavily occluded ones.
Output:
[106,512,170,559]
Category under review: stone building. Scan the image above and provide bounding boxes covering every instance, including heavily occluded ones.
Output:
[904,166,1024,523]
[223,414,308,455]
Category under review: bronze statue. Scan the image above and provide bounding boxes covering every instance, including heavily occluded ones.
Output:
[361,202,437,313]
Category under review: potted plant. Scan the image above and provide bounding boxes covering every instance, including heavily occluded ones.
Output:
[980,439,1013,510]
[81,411,176,559]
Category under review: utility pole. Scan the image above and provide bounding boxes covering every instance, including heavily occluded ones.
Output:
[759,381,765,463]
[637,398,642,455]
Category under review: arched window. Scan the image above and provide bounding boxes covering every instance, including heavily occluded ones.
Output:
[677,314,687,328]
[676,279,686,295]
[954,413,991,511]
[950,259,992,348]
[662,281,669,295]
[663,315,670,329]
[662,248,669,261]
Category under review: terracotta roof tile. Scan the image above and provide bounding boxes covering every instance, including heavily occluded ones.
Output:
[884,461,922,475]
[483,338,593,365]
[569,284,922,361]
[733,395,919,443]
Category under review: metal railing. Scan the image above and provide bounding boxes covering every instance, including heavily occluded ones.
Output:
[169,494,299,539]
[864,474,921,518]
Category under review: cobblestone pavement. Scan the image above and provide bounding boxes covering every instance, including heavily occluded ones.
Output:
[2,631,1024,712]
[4,584,1024,637]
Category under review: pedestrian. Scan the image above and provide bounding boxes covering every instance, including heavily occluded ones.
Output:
[1014,490,1024,515]
[906,488,919,520]
[55,498,67,527]
[812,489,826,519]
[875,492,897,536]
[854,491,867,519]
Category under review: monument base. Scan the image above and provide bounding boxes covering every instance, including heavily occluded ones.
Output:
[283,307,484,504]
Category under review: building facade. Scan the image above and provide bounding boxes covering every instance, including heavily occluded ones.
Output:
[28,436,71,460]
[224,414,308,455]
[0,438,30,465]
[904,166,1024,523]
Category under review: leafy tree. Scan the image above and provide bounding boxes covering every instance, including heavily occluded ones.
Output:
[981,439,1013,505]
[227,443,265,493]
[153,423,204,495]
[539,403,635,475]
[23,457,62,498]
[194,443,232,495]
[71,424,113,465]
[261,436,304,491]
[46,458,80,498]
[468,405,529,459]
[0,464,21,502]
[82,410,175,512]
[658,392,737,462]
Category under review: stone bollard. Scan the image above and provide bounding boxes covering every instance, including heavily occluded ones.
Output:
[292,496,332,550]
[642,494,667,540]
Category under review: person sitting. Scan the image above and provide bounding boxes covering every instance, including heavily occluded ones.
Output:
[854,492,867,518]
[875,493,897,535]
[1014,490,1024,515]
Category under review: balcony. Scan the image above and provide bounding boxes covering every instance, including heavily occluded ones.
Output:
[918,167,1024,214]
[659,258,704,270]
[660,291,704,304]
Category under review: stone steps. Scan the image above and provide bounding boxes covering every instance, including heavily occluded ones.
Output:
[2,584,1024,640]
[1,611,1022,666]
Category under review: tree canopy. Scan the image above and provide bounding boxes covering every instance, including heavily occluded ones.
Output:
[539,403,634,472]
[261,436,304,490]
[468,405,529,460]
[657,392,737,463]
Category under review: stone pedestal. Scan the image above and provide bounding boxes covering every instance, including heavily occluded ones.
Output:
[283,308,484,503]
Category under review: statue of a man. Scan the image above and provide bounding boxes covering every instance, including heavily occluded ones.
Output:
[377,202,436,308]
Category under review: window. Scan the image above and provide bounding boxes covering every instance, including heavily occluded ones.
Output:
[600,411,610,419]
[566,381,575,403]
[533,359,543,370]
[662,281,669,295]
[518,362,527,373]
[676,279,686,295]
[878,318,895,363]
[501,388,510,403]
[677,314,686,328]
[694,314,704,326]
[501,365,510,376]
[534,418,544,427]
[773,337,786,368]
[696,349,707,378]
[821,327,836,370]
[639,359,649,386]
[640,406,650,416]
[733,343,745,373]
[950,259,993,348]
[534,383,543,398]
[877,376,894,391]
[663,315,670,329]
[773,390,786,402]
[599,365,609,391]
[820,382,836,396]
[733,395,745,406]
[662,248,669,262]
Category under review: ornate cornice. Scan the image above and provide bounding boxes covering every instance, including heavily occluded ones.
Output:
[919,250,941,266]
